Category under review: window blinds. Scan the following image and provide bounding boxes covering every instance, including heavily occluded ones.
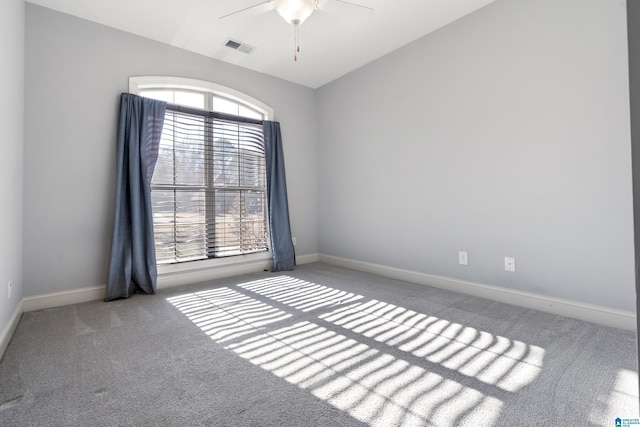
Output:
[151,105,268,264]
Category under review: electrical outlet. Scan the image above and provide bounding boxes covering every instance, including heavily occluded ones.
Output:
[458,251,468,266]
[505,257,516,272]
[292,237,297,246]
[8,281,11,299]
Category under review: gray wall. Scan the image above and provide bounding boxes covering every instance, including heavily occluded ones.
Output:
[22,0,637,315]
[24,4,318,296]
[0,0,25,334]
[317,0,636,311]
[628,0,640,375]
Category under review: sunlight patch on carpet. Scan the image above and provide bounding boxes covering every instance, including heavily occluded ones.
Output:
[167,275,545,426]
[590,368,640,425]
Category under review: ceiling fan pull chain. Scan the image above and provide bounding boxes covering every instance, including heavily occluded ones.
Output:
[294,22,300,61]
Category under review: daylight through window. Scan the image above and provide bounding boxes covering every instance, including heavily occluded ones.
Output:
[137,83,270,265]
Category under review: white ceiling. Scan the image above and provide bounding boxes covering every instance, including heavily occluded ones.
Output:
[26,0,496,88]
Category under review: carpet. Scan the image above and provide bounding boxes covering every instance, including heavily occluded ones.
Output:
[0,262,637,426]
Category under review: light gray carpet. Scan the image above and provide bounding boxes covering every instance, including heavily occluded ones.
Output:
[0,262,638,426]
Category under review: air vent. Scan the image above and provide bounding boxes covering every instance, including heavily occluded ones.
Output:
[224,38,255,54]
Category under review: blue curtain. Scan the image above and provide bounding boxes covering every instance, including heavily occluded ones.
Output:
[264,121,296,271]
[106,93,166,301]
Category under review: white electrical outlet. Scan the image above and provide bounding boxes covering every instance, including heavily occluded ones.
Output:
[505,257,516,272]
[458,251,468,266]
[292,237,297,246]
[8,281,11,299]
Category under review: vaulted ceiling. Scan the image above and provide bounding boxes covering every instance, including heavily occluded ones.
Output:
[26,0,496,88]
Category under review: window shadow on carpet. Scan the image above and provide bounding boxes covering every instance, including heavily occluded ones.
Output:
[166,271,626,426]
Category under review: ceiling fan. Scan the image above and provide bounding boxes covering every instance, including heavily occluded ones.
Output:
[220,0,374,61]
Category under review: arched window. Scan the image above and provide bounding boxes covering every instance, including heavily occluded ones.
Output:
[129,77,273,266]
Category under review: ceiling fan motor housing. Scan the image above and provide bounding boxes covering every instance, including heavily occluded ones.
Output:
[274,0,317,25]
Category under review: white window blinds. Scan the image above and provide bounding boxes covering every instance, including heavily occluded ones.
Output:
[151,105,268,264]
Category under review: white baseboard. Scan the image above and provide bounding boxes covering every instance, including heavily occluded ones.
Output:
[17,254,317,315]
[319,254,637,331]
[21,252,628,332]
[158,253,318,289]
[23,286,106,312]
[0,300,24,360]
[18,262,273,314]
[296,253,319,265]
[158,258,272,289]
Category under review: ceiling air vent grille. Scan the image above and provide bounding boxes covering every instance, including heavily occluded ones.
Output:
[224,39,255,54]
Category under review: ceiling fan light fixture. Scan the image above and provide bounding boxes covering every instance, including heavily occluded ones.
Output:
[274,0,316,25]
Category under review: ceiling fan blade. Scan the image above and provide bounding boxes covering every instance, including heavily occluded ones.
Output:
[219,1,275,20]
[334,0,374,12]
[319,0,374,14]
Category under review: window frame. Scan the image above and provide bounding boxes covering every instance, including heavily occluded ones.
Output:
[129,76,274,275]
[129,76,273,120]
